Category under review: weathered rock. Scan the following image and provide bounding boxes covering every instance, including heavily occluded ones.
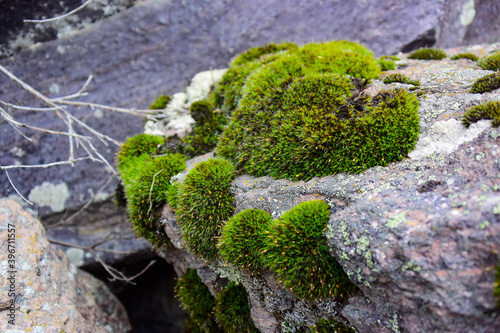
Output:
[2,0,500,217]
[156,45,500,332]
[0,198,131,333]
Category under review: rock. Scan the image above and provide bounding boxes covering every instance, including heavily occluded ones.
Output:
[156,45,500,332]
[2,0,500,217]
[0,198,131,333]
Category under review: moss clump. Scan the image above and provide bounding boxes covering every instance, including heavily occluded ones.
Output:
[116,133,164,169]
[182,99,229,157]
[450,53,479,62]
[311,318,357,333]
[470,73,500,94]
[494,265,500,307]
[231,41,298,66]
[462,101,500,127]
[175,269,222,333]
[215,282,258,333]
[478,52,500,71]
[149,94,171,109]
[262,200,356,300]
[378,57,396,71]
[218,209,272,271]
[383,73,420,86]
[176,158,236,261]
[407,48,447,60]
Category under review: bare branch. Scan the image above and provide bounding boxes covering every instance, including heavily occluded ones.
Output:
[147,169,163,215]
[0,157,93,170]
[5,171,34,205]
[24,0,97,23]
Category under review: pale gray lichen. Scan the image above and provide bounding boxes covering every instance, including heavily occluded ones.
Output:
[386,211,407,229]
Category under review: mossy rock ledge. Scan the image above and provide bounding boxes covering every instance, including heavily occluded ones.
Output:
[122,43,500,333]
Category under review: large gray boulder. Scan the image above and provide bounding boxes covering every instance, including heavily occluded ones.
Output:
[1,0,500,217]
[157,45,500,332]
[0,199,131,332]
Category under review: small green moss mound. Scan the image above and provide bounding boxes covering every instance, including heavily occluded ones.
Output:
[215,282,258,333]
[407,48,447,60]
[177,158,236,261]
[218,209,272,271]
[450,53,479,62]
[231,41,298,66]
[494,265,500,308]
[175,269,222,333]
[262,200,356,300]
[116,134,164,169]
[470,73,500,94]
[462,101,500,127]
[378,57,396,71]
[311,318,357,333]
[149,94,171,109]
[383,73,420,86]
[478,51,500,71]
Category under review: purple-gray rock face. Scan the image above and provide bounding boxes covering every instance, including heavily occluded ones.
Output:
[1,0,500,217]
[157,46,500,332]
[0,199,131,333]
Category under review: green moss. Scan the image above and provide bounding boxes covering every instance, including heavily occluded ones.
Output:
[116,134,164,169]
[175,269,222,333]
[383,73,420,86]
[407,48,447,60]
[231,41,298,66]
[215,282,258,333]
[149,94,171,109]
[378,57,396,71]
[470,73,500,94]
[177,158,236,261]
[218,209,272,271]
[462,101,500,127]
[311,318,357,333]
[478,52,500,71]
[494,265,500,308]
[450,53,479,61]
[262,200,356,300]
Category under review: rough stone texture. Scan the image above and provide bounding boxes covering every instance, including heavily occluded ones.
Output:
[157,45,500,332]
[2,0,500,217]
[0,198,131,333]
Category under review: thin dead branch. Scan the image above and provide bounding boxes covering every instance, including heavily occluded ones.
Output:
[24,0,97,24]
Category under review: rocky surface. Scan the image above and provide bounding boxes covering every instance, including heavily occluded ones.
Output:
[0,198,131,332]
[2,0,500,217]
[156,45,500,332]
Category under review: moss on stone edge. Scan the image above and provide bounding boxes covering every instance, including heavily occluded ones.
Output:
[450,53,479,62]
[176,158,236,261]
[407,48,447,60]
[218,209,272,272]
[383,73,420,86]
[117,134,186,247]
[215,282,258,333]
[231,41,298,66]
[175,269,222,333]
[149,94,171,110]
[462,101,500,127]
[378,57,396,71]
[470,73,500,94]
[478,51,500,71]
[262,200,357,300]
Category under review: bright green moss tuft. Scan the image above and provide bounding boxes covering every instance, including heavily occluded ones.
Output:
[494,265,500,308]
[383,73,420,86]
[175,269,222,333]
[470,73,500,94]
[231,41,298,66]
[478,51,500,71]
[116,134,164,169]
[407,48,447,60]
[378,57,396,71]
[177,158,236,261]
[262,200,356,300]
[149,94,171,110]
[311,318,357,333]
[450,53,479,62]
[462,101,500,127]
[218,209,273,271]
[215,282,258,333]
